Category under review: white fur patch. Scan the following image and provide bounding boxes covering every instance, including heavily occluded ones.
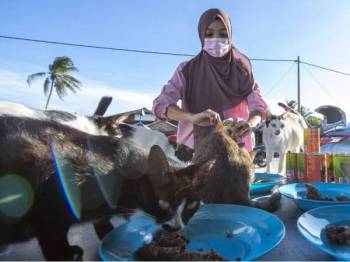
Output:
[0,101,46,119]
[186,201,198,210]
[57,116,107,136]
[158,200,170,210]
[130,126,179,161]
[0,101,108,136]
[163,199,186,230]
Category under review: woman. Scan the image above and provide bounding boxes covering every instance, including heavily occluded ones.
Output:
[153,8,268,153]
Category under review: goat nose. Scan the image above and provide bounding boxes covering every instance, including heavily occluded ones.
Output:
[275,130,280,135]
[161,224,181,232]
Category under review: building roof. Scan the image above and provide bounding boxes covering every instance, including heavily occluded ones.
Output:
[111,107,154,117]
[147,120,177,136]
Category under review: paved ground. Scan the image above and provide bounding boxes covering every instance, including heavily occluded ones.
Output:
[0,158,334,261]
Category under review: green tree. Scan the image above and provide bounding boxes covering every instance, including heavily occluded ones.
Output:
[27,56,81,110]
[286,99,298,110]
[286,99,312,118]
[306,115,323,128]
[286,99,322,127]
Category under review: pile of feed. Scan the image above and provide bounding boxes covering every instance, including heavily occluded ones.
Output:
[325,224,350,245]
[305,184,350,201]
[135,231,226,261]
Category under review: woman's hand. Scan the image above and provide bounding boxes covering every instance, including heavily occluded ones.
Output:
[189,109,220,126]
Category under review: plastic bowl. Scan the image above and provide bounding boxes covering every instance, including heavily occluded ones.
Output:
[278,182,350,211]
[99,204,285,261]
[297,204,350,260]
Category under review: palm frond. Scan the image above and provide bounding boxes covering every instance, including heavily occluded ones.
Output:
[286,99,297,110]
[43,77,51,96]
[56,77,78,94]
[300,106,312,118]
[50,57,78,74]
[27,72,46,86]
[62,75,81,88]
[54,79,68,100]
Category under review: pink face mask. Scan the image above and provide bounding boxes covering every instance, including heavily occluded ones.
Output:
[203,38,230,57]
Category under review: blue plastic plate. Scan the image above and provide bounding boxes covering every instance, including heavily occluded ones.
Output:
[99,204,285,261]
[250,173,286,195]
[297,204,350,260]
[278,182,350,211]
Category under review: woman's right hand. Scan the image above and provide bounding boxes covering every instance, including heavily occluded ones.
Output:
[189,109,220,126]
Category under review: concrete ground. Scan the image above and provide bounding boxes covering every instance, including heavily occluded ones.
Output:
[255,156,284,174]
[0,158,333,261]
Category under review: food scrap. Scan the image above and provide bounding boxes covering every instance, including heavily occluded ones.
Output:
[326,224,350,245]
[135,230,226,261]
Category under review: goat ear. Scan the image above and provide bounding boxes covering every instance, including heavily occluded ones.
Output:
[265,110,272,127]
[147,145,172,185]
[280,112,288,120]
[93,96,113,116]
[278,102,299,115]
[191,159,216,188]
[107,114,134,124]
[94,114,133,128]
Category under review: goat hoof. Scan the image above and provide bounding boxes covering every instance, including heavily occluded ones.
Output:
[269,192,282,211]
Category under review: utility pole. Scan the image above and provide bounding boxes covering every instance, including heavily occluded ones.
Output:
[297,56,301,112]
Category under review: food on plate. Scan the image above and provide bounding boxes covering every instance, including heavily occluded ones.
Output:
[135,231,226,261]
[325,224,350,245]
[305,184,350,201]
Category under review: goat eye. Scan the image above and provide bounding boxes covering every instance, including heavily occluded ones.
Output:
[158,200,170,210]
[281,124,285,128]
[271,124,276,128]
[186,201,198,210]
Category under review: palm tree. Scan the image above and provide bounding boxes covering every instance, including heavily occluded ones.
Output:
[286,99,297,109]
[286,99,312,118]
[300,105,312,118]
[27,56,82,110]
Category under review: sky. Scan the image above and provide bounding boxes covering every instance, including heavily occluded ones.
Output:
[1,0,350,117]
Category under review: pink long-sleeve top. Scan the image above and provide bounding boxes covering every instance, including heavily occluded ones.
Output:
[153,61,268,152]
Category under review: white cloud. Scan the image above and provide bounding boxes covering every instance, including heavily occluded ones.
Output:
[0,69,158,115]
[1,67,350,121]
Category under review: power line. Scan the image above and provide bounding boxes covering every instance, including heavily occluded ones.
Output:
[0,35,195,57]
[250,58,295,62]
[264,61,296,97]
[300,60,350,76]
[0,34,294,62]
[302,64,339,104]
[2,34,350,75]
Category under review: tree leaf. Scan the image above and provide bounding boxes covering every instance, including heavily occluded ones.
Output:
[27,72,46,86]
[54,79,68,100]
[43,77,51,96]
